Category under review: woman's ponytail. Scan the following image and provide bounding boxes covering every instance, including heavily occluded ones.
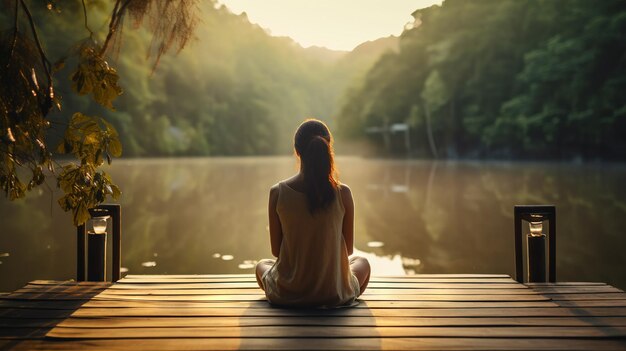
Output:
[294,119,339,214]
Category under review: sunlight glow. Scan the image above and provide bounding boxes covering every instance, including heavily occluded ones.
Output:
[218,0,444,51]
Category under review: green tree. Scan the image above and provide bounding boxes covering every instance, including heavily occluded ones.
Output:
[1,0,198,224]
[421,70,449,158]
[336,0,626,160]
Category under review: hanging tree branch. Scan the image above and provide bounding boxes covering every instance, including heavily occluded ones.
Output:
[7,0,19,67]
[19,0,52,90]
[81,0,94,38]
[2,0,199,225]
[100,0,132,56]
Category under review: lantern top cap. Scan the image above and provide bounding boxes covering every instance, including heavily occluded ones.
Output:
[514,205,556,222]
[88,208,110,218]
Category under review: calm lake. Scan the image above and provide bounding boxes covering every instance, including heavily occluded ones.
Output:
[1,157,625,292]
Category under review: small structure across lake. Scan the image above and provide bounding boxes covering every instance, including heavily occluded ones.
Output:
[2,274,626,350]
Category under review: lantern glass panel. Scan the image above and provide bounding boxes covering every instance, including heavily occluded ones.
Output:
[529,221,543,237]
[91,216,110,234]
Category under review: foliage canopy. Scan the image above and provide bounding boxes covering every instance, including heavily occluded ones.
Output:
[0,0,198,225]
[336,0,626,159]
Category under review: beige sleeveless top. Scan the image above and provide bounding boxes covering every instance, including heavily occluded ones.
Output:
[262,181,360,307]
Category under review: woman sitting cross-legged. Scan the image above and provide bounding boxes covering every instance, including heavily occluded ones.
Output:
[256,118,370,308]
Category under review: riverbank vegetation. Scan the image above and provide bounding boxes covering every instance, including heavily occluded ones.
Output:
[2,0,625,196]
[339,0,626,160]
[6,1,622,162]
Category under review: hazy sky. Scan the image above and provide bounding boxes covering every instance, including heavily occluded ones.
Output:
[217,0,443,51]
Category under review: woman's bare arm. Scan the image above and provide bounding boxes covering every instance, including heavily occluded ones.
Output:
[268,184,283,258]
[340,184,355,255]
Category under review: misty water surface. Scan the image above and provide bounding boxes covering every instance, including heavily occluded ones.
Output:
[1,157,625,292]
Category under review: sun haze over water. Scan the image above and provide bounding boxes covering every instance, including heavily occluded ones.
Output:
[218,0,444,50]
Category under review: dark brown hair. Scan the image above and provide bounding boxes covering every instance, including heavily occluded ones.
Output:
[294,119,339,213]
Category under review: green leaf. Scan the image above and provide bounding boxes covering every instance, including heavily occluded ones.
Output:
[73,203,91,226]
[108,138,122,157]
[100,118,119,137]
[94,149,103,166]
[56,140,68,154]
[52,57,66,73]
[70,112,92,126]
[110,184,121,199]
[57,196,70,211]
[70,47,123,110]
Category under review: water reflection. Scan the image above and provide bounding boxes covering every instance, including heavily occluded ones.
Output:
[0,157,625,292]
[238,260,257,270]
[366,241,385,248]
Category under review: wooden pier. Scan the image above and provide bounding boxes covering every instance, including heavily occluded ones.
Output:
[2,274,626,350]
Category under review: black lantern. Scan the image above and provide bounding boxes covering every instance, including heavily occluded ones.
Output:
[76,204,122,282]
[513,205,556,283]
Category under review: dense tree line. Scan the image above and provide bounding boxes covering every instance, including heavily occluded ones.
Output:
[336,0,626,160]
[2,1,391,157]
[6,0,618,161]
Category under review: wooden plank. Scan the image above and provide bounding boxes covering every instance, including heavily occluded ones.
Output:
[53,316,626,328]
[125,274,514,279]
[0,300,87,309]
[90,294,549,302]
[544,293,626,301]
[11,284,108,294]
[26,280,530,289]
[0,319,64,328]
[66,306,626,318]
[0,309,73,319]
[531,286,624,294]
[555,300,626,307]
[0,294,551,304]
[46,325,626,339]
[112,283,530,290]
[98,299,555,309]
[0,327,49,339]
[28,281,110,287]
[117,277,519,284]
[3,338,626,351]
[15,286,541,295]
[526,282,608,287]
[120,277,519,283]
[0,299,560,309]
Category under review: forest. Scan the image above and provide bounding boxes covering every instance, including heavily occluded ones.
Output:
[339,0,626,159]
[2,0,625,159]
[1,0,393,157]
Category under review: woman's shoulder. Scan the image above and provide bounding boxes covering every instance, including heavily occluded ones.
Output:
[269,176,297,198]
[269,183,281,202]
[338,183,353,202]
[338,182,352,193]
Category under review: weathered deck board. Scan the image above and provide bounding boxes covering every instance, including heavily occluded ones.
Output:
[15,286,542,295]
[46,325,626,338]
[3,292,552,301]
[3,338,626,351]
[1,274,625,351]
[49,316,626,328]
[0,299,560,308]
[27,281,531,290]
